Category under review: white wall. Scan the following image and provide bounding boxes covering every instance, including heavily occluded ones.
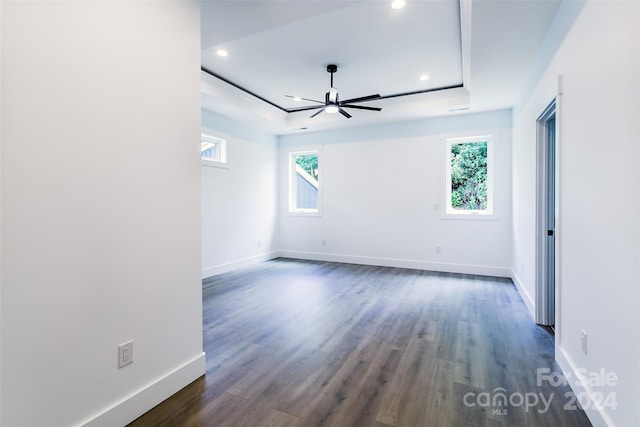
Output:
[201,109,279,277]
[512,1,640,425]
[1,2,204,426]
[0,0,3,418]
[278,110,512,277]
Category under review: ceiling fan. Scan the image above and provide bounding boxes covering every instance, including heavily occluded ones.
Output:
[286,64,382,119]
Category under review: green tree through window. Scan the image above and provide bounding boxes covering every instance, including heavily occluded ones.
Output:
[295,154,318,180]
[450,141,487,210]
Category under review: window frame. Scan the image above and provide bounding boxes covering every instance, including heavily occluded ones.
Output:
[443,134,494,219]
[288,150,321,215]
[201,132,228,168]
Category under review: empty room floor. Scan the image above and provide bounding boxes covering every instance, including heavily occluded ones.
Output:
[129,258,591,426]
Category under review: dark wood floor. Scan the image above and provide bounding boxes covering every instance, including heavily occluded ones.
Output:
[129,259,591,427]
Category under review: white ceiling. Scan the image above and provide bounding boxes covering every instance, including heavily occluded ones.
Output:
[201,0,561,135]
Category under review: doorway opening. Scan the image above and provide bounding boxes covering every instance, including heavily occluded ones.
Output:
[536,99,557,328]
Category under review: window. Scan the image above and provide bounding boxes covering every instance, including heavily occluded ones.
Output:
[445,135,493,216]
[201,134,227,166]
[289,151,319,213]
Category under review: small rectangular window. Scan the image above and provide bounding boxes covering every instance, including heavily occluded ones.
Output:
[445,135,493,216]
[289,151,319,214]
[201,134,227,166]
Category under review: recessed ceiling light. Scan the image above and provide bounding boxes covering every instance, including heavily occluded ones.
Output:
[391,0,406,10]
[293,96,301,102]
[216,49,228,57]
[420,74,430,81]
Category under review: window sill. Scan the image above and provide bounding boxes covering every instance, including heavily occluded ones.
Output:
[201,159,229,169]
[287,210,322,217]
[441,212,498,221]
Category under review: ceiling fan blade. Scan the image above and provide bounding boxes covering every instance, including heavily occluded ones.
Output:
[340,94,381,104]
[285,95,325,104]
[341,104,382,112]
[338,108,352,119]
[289,105,325,113]
[310,109,325,118]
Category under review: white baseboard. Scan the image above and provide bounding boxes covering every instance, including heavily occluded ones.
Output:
[82,352,206,427]
[510,269,535,320]
[277,250,511,278]
[555,347,611,427]
[202,252,279,279]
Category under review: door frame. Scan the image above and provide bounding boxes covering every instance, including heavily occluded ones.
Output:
[535,98,558,326]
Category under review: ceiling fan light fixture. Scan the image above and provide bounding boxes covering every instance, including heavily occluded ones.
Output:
[325,104,339,114]
[391,0,406,10]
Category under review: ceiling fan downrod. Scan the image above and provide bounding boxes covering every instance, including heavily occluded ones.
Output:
[327,64,337,88]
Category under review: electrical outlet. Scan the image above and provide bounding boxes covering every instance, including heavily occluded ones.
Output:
[581,330,587,355]
[435,245,441,254]
[118,340,134,368]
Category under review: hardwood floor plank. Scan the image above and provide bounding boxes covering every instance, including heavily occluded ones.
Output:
[128,259,592,427]
[419,359,456,426]
[295,357,371,426]
[273,350,351,417]
[346,348,403,427]
[453,320,487,389]
[258,409,299,427]
[182,392,246,427]
[204,339,262,373]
